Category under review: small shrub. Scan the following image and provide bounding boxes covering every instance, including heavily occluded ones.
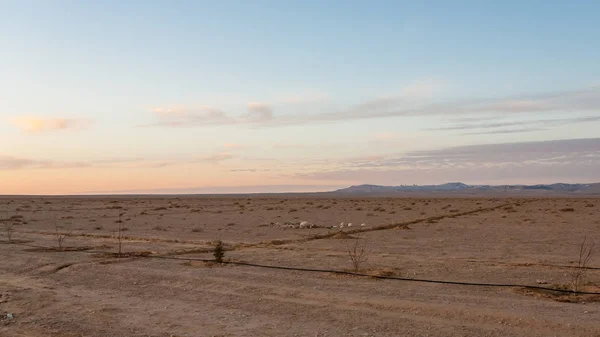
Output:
[567,237,594,292]
[2,219,17,242]
[213,240,225,263]
[54,222,72,251]
[560,208,575,212]
[346,233,370,273]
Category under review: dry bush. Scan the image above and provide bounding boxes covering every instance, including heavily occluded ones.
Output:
[213,239,225,263]
[560,208,575,212]
[2,218,17,242]
[114,213,126,257]
[566,237,594,292]
[346,233,370,273]
[54,221,72,251]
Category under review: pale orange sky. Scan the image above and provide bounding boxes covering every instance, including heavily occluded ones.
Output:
[2,2,600,194]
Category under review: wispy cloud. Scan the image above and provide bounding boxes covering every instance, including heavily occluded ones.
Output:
[143,86,600,128]
[430,115,600,134]
[0,152,235,171]
[144,102,274,127]
[9,117,91,133]
[461,128,547,135]
[295,138,600,184]
[244,102,273,122]
[0,155,90,170]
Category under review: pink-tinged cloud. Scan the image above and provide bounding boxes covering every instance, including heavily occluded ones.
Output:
[10,117,91,133]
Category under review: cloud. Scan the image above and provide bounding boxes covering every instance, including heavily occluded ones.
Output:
[144,85,600,128]
[0,152,234,171]
[150,152,234,168]
[265,86,600,126]
[0,155,91,170]
[0,155,49,170]
[192,152,233,163]
[145,103,273,127]
[461,128,547,135]
[89,184,342,194]
[9,117,91,133]
[430,115,600,134]
[243,102,273,122]
[147,106,232,126]
[295,138,600,184]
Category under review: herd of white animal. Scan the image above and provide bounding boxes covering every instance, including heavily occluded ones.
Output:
[269,221,367,230]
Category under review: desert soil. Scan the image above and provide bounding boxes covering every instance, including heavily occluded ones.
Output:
[1,196,599,337]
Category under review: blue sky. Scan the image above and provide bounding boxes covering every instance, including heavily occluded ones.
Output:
[1,1,599,194]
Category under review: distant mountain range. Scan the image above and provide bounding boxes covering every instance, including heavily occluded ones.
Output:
[333,182,600,195]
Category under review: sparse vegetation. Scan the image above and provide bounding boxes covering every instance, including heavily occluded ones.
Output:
[114,213,126,257]
[346,233,370,273]
[566,237,594,292]
[2,217,17,242]
[213,239,225,263]
[54,221,72,251]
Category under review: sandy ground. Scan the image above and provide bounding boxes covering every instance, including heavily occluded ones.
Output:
[1,196,599,337]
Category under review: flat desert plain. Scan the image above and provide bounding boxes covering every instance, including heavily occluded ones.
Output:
[1,196,599,337]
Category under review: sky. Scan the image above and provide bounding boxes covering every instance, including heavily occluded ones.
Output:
[1,1,600,194]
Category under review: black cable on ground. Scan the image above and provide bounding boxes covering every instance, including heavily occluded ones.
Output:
[4,240,600,295]
[145,254,600,295]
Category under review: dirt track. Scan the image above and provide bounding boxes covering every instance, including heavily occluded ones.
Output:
[1,196,599,337]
